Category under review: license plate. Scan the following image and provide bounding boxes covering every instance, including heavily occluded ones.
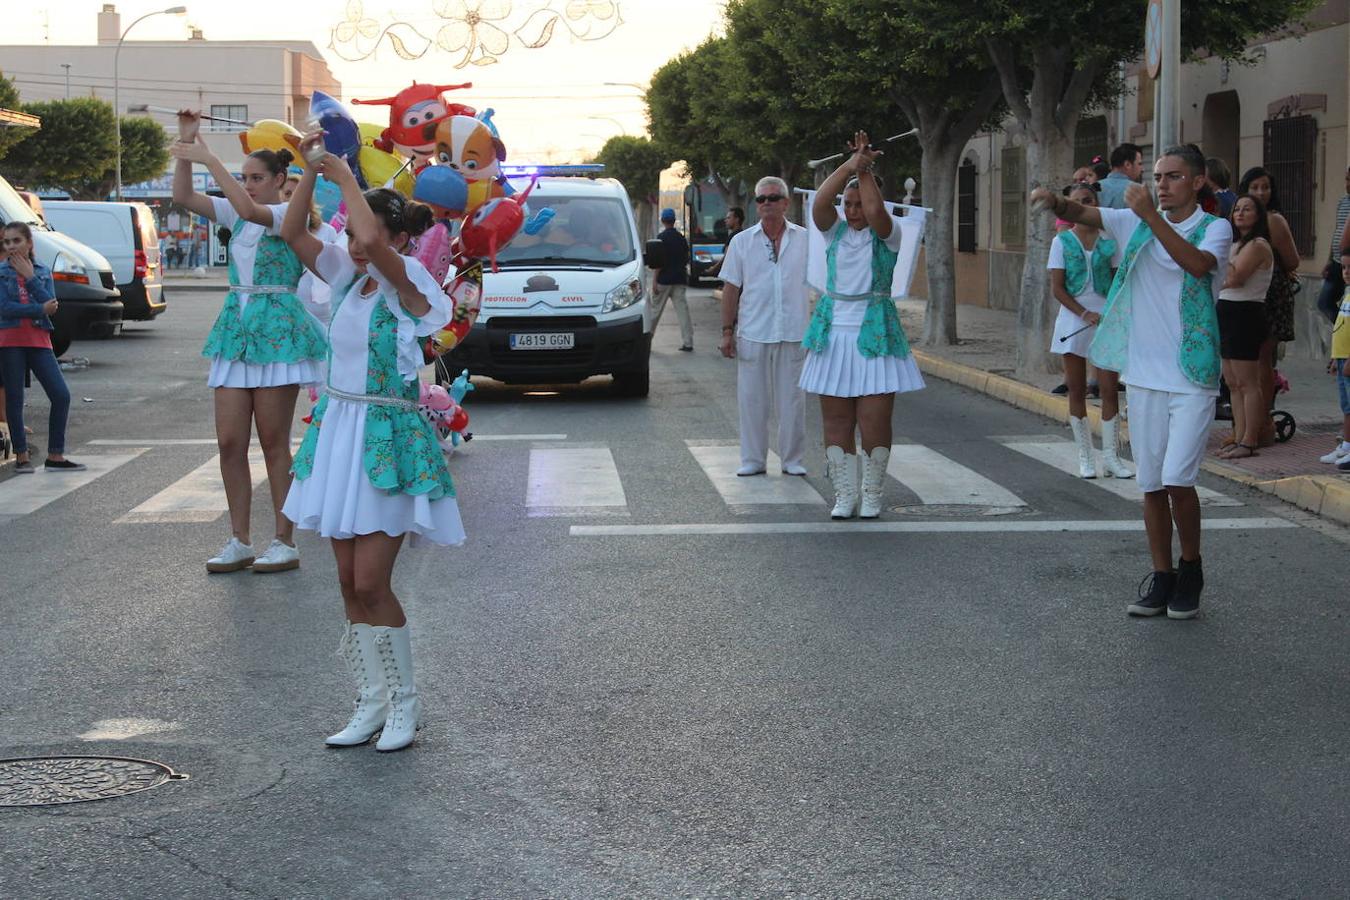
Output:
[510,332,574,350]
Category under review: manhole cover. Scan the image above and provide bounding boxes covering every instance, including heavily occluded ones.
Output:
[890,503,1025,518]
[0,756,188,807]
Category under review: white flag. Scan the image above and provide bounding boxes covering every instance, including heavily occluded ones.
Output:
[802,192,927,299]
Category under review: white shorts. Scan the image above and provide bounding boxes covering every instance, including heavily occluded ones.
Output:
[1127,386,1215,492]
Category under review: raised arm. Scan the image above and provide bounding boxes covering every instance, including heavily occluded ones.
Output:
[170,110,217,220]
[169,135,276,228]
[1124,183,1219,279]
[328,156,430,318]
[280,134,327,274]
[1030,186,1104,230]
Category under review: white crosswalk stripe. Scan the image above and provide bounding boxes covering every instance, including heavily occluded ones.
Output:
[998,438,1241,507]
[116,450,269,524]
[886,444,1025,509]
[526,446,628,517]
[0,451,147,522]
[685,441,824,509]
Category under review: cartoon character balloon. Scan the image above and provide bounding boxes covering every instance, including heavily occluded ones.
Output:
[241,119,305,165]
[353,82,475,170]
[458,178,548,273]
[430,114,509,217]
[307,90,362,165]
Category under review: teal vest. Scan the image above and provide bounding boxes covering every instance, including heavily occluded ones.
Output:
[1058,230,1116,297]
[1088,213,1221,390]
[802,223,911,359]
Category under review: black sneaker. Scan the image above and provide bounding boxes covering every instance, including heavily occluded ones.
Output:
[1051,382,1069,395]
[1168,557,1203,619]
[1128,570,1176,617]
[13,459,35,474]
[679,345,693,352]
[44,458,87,472]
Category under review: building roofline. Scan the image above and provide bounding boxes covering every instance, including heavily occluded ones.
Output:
[0,107,41,129]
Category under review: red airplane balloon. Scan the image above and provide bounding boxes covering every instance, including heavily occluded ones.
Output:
[352,82,476,165]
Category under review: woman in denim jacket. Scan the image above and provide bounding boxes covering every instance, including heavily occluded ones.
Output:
[0,222,83,473]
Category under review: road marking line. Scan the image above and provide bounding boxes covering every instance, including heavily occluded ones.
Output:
[999,439,1242,507]
[89,439,220,446]
[0,451,146,520]
[685,442,824,507]
[468,433,568,441]
[527,446,627,517]
[886,444,1025,507]
[569,517,1297,537]
[116,450,267,524]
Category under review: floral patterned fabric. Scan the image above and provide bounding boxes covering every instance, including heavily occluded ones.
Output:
[802,223,911,360]
[1089,214,1221,390]
[1058,231,1117,298]
[201,234,327,365]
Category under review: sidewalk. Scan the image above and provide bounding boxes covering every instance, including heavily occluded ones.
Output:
[898,298,1350,527]
[163,268,231,289]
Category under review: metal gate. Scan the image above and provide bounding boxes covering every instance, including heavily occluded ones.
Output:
[958,161,977,253]
[1263,115,1317,257]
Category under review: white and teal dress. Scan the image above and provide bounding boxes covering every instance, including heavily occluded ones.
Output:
[203,198,327,388]
[1049,229,1117,357]
[799,221,925,397]
[284,245,464,547]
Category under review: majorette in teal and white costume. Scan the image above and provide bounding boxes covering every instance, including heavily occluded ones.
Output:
[284,243,464,546]
[1049,229,1117,357]
[202,198,327,388]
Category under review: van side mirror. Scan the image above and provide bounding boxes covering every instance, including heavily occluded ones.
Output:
[643,239,667,270]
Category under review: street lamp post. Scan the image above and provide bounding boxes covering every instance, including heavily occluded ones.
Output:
[115,6,187,201]
[587,115,628,136]
[61,64,71,99]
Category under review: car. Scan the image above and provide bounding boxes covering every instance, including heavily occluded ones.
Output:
[0,176,121,356]
[41,200,165,322]
[438,167,665,397]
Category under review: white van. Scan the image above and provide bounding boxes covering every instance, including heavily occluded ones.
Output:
[438,170,664,397]
[42,200,165,322]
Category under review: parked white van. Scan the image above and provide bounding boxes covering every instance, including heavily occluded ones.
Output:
[437,169,665,397]
[42,200,165,322]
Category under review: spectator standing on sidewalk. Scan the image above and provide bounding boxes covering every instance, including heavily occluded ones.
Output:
[719,176,809,478]
[1215,196,1274,460]
[1205,158,1237,218]
[651,208,693,352]
[1316,166,1350,325]
[1048,182,1130,479]
[802,132,925,519]
[1097,143,1144,210]
[0,223,84,474]
[1321,247,1350,468]
[1032,143,1232,621]
[705,207,745,281]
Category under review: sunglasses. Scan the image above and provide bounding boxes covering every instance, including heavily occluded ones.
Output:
[754,194,786,204]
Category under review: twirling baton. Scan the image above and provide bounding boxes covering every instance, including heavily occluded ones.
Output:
[1058,321,1097,342]
[807,128,920,168]
[128,104,254,127]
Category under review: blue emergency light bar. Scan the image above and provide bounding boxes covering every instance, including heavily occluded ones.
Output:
[500,164,606,177]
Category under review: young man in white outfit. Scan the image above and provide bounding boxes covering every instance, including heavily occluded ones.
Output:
[1032,144,1231,620]
[719,176,810,476]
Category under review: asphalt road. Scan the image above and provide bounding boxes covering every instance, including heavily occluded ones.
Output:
[2,286,1348,898]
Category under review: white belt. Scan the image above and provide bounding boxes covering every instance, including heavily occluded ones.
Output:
[324,386,417,410]
[229,284,293,295]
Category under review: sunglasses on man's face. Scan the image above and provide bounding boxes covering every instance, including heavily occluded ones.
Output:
[754,194,786,204]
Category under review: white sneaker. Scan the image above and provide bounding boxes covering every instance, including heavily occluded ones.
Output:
[736,463,766,476]
[252,538,300,574]
[1318,444,1350,464]
[206,537,255,573]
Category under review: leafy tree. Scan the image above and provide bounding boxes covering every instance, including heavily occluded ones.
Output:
[75,117,170,201]
[0,71,35,160]
[0,98,118,195]
[593,134,669,238]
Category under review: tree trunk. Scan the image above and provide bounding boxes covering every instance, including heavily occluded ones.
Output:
[920,143,962,346]
[634,201,656,241]
[1014,131,1076,374]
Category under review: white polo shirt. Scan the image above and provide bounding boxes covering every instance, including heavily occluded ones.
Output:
[720,220,809,343]
[1098,206,1232,395]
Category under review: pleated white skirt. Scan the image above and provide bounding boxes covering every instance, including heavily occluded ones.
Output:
[282,397,466,547]
[798,326,926,397]
[1050,294,1105,358]
[207,357,322,389]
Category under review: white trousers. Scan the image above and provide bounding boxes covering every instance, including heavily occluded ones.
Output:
[737,338,807,470]
[1127,385,1215,492]
[654,283,693,347]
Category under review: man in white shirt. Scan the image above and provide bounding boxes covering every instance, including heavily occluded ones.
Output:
[719,176,810,476]
[1032,144,1232,621]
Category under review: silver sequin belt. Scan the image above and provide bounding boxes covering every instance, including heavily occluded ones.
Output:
[323,386,417,410]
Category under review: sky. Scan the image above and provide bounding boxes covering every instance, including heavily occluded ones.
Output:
[5,0,727,162]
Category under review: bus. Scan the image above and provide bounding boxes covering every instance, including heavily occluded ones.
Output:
[659,166,731,285]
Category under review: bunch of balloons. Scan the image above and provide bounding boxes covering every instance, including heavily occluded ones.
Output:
[417,369,474,453]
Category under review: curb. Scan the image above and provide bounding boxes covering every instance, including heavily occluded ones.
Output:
[911,349,1350,528]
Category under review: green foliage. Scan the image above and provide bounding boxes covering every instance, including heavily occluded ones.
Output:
[0,98,168,199]
[0,71,35,160]
[592,135,668,205]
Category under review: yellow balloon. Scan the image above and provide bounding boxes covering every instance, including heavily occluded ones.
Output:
[358,121,385,148]
[240,119,305,167]
[358,145,413,196]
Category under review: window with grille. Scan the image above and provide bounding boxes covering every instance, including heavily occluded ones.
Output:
[1263,115,1318,258]
[208,105,248,133]
[958,161,978,253]
[1001,146,1025,248]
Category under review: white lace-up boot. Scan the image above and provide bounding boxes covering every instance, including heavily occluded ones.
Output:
[326,623,389,747]
[1069,416,1097,479]
[1099,417,1135,479]
[858,446,890,519]
[374,624,421,752]
[826,445,859,519]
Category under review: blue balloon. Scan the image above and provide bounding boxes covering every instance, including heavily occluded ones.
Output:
[313,175,343,223]
[413,165,469,216]
[309,90,361,162]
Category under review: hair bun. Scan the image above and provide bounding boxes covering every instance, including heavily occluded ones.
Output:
[404,200,434,238]
[275,148,295,167]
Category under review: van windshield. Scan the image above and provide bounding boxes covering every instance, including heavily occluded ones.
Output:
[493,195,633,268]
[0,177,44,227]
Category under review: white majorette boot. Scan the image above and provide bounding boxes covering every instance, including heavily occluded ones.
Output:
[1069,416,1097,479]
[373,624,421,752]
[858,446,890,519]
[325,622,389,747]
[1099,417,1135,479]
[825,445,859,519]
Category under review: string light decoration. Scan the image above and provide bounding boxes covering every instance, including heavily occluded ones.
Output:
[329,0,624,66]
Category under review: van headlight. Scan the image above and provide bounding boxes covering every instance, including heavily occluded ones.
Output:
[52,251,90,285]
[602,278,644,313]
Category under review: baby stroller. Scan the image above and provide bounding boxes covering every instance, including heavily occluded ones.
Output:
[1215,368,1296,442]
